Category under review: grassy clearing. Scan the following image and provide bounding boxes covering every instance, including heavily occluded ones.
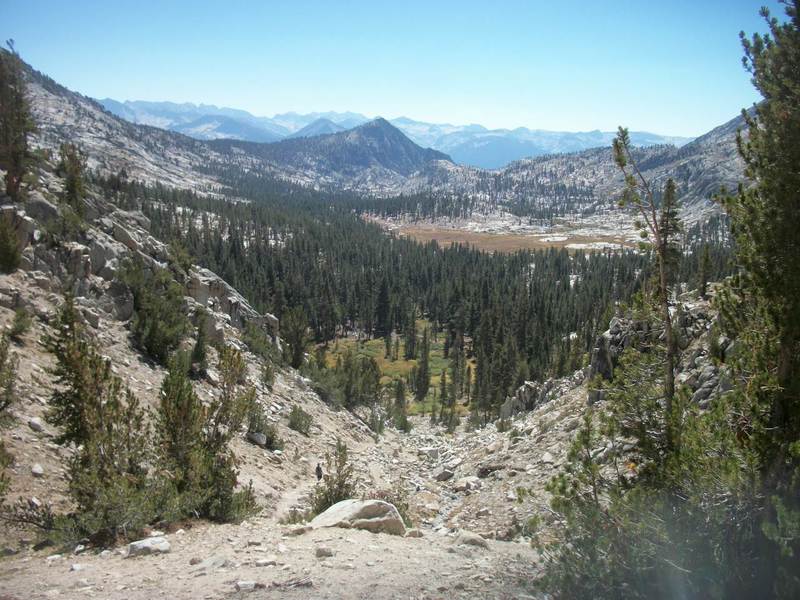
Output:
[324,320,474,414]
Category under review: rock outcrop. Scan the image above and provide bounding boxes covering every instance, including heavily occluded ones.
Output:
[187,267,278,340]
[500,368,587,419]
[309,499,407,536]
[6,179,280,349]
[586,298,731,408]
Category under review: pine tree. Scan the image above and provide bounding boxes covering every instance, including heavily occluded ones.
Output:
[43,296,152,541]
[613,133,682,449]
[414,327,430,402]
[374,276,391,338]
[403,310,417,360]
[191,308,208,377]
[439,370,448,422]
[282,306,308,369]
[43,296,104,445]
[120,259,189,364]
[0,42,35,201]
[154,353,204,497]
[200,346,256,521]
[698,243,711,299]
[718,2,800,590]
[393,379,410,433]
[0,216,19,273]
[465,364,472,404]
[57,143,86,211]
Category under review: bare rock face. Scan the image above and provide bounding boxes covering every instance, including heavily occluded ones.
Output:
[0,204,37,252]
[309,499,406,536]
[500,368,586,419]
[24,191,60,223]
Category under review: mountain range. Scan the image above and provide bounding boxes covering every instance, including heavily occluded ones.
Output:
[23,59,743,226]
[98,99,694,169]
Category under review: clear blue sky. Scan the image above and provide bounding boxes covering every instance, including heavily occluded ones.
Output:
[0,0,783,136]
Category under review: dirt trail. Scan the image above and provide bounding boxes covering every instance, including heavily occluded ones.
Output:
[0,425,544,600]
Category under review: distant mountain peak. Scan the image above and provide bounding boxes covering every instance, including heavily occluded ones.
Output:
[287,117,346,139]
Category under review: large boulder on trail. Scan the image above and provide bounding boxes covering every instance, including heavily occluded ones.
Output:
[309,499,406,536]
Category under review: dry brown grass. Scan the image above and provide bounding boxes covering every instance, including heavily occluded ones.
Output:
[395,225,633,254]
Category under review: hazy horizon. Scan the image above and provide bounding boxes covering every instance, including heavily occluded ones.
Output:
[1,0,781,137]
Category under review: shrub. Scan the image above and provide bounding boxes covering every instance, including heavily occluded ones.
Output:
[0,440,11,502]
[279,507,313,525]
[301,358,342,405]
[288,405,313,435]
[0,217,20,273]
[260,361,275,390]
[41,205,86,242]
[261,423,283,451]
[247,402,283,451]
[8,307,31,342]
[243,323,280,363]
[119,258,189,364]
[0,333,17,417]
[312,440,355,515]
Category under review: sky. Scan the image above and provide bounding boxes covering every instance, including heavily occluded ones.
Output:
[0,0,784,136]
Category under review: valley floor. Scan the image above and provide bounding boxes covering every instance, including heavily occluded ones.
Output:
[369,212,638,253]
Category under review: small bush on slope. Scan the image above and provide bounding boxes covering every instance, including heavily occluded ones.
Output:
[0,332,17,417]
[288,404,313,435]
